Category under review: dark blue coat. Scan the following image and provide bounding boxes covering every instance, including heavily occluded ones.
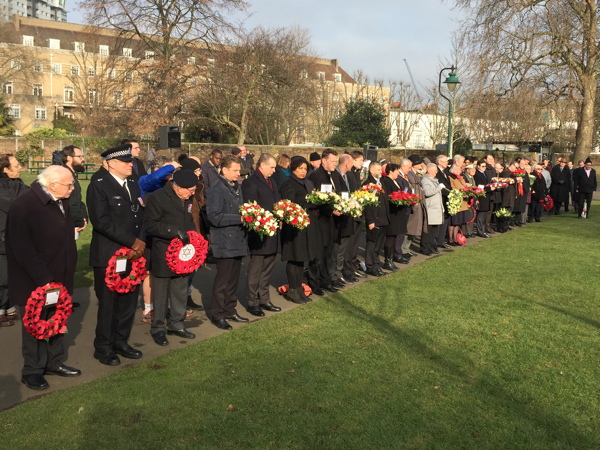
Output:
[206,176,248,258]
[241,170,280,255]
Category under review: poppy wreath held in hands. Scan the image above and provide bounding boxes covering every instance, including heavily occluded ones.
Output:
[166,231,208,274]
[23,282,73,340]
[105,247,148,293]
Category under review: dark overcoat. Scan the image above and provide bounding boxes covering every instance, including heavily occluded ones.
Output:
[206,176,248,258]
[363,175,390,242]
[499,169,516,209]
[86,167,146,267]
[474,170,492,212]
[200,161,220,190]
[63,165,88,228]
[241,170,281,255]
[486,164,502,204]
[145,182,196,277]
[381,175,409,236]
[130,157,147,181]
[308,166,337,246]
[573,167,597,193]
[406,170,425,236]
[0,175,28,254]
[6,181,76,306]
[550,165,571,203]
[531,174,547,202]
[279,175,322,262]
[332,169,356,240]
[513,170,530,214]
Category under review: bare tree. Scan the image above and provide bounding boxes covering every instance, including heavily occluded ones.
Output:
[388,81,422,148]
[452,0,599,161]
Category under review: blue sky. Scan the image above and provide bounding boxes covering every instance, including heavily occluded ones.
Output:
[68,0,461,89]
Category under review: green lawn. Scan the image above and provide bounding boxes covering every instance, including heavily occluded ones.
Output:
[3,187,599,448]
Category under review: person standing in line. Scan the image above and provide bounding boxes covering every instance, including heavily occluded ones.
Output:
[420,163,445,256]
[87,144,146,366]
[573,157,597,218]
[60,145,88,239]
[7,166,80,389]
[434,154,452,249]
[121,139,146,181]
[363,162,390,277]
[206,155,248,330]
[201,149,223,190]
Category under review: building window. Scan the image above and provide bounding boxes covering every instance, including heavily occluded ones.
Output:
[113,89,123,106]
[35,106,47,120]
[299,70,308,79]
[63,112,75,119]
[144,51,154,60]
[10,60,21,70]
[333,92,340,101]
[52,63,62,74]
[316,72,325,81]
[298,107,306,116]
[22,36,34,46]
[3,81,13,94]
[136,93,144,102]
[33,61,43,72]
[334,73,342,82]
[333,108,340,118]
[71,65,80,76]
[74,41,85,52]
[48,39,60,49]
[106,69,116,79]
[88,67,96,77]
[317,106,323,116]
[88,89,99,105]
[8,104,20,119]
[99,45,109,56]
[123,70,133,81]
[187,57,196,65]
[64,85,74,103]
[296,126,305,136]
[207,58,215,67]
[32,83,43,96]
[123,48,132,57]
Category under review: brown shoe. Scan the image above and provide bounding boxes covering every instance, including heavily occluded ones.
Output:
[6,309,19,320]
[0,314,14,327]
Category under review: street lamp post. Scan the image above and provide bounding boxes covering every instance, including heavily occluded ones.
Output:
[438,66,461,158]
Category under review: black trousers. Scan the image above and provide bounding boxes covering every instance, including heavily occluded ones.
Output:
[246,253,276,306]
[476,210,487,236]
[435,216,450,246]
[21,305,65,376]
[421,224,439,252]
[211,257,242,321]
[93,266,138,353]
[579,192,593,217]
[286,261,304,290]
[365,226,386,270]
[345,221,362,276]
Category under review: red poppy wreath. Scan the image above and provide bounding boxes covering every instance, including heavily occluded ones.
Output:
[166,231,208,274]
[23,282,73,340]
[105,247,148,293]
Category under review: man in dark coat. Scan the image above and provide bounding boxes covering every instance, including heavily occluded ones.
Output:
[474,160,495,237]
[60,145,88,237]
[550,159,571,214]
[241,154,282,316]
[201,149,222,190]
[435,154,452,249]
[573,157,597,218]
[484,154,501,232]
[7,165,80,389]
[145,170,198,346]
[206,155,248,330]
[363,162,390,277]
[87,144,147,366]
[308,148,341,292]
[121,138,146,181]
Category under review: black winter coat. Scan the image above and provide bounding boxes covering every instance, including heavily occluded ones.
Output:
[474,170,492,212]
[87,167,146,267]
[308,166,337,246]
[333,169,356,239]
[0,175,28,254]
[363,175,390,241]
[279,175,322,262]
[550,165,571,202]
[63,165,88,227]
[573,167,597,193]
[531,174,547,202]
[6,181,76,306]
[206,176,248,258]
[381,175,409,236]
[241,171,281,255]
[145,182,196,277]
[499,169,516,209]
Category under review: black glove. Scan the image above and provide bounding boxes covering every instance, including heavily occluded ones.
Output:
[177,230,190,246]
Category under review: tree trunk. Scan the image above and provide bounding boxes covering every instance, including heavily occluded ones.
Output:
[573,72,597,163]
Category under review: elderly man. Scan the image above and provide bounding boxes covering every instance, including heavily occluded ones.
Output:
[87,144,146,366]
[420,163,446,256]
[435,154,452,249]
[406,154,425,255]
[550,158,571,214]
[7,165,80,389]
[241,153,282,316]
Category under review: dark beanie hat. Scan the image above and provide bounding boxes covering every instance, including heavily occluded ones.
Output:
[173,169,198,188]
[309,152,321,162]
[181,158,201,172]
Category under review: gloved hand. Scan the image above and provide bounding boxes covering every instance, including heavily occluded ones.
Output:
[177,230,190,246]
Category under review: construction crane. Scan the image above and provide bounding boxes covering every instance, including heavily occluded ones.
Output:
[403,59,424,105]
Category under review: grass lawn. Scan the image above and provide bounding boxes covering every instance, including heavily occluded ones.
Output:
[3,191,599,448]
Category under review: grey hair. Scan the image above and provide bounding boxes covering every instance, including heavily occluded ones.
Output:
[450,164,462,174]
[339,154,352,165]
[436,154,448,164]
[454,155,465,164]
[400,158,412,168]
[37,165,71,187]
[426,163,438,172]
[257,153,276,168]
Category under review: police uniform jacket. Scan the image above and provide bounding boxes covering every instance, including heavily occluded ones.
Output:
[87,167,146,267]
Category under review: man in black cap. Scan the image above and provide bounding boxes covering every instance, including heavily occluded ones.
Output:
[572,157,597,218]
[87,143,146,366]
[308,152,321,175]
[145,169,199,345]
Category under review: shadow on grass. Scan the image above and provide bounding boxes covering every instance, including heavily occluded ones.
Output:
[534,301,600,330]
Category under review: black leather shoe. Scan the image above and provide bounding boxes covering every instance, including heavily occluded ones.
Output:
[167,328,196,339]
[261,302,281,312]
[478,233,489,238]
[226,313,249,323]
[407,251,416,257]
[311,287,325,296]
[45,365,82,377]
[187,296,204,310]
[247,305,265,317]
[376,268,387,276]
[439,243,451,249]
[152,331,169,346]
[365,269,383,277]
[339,277,354,285]
[94,350,121,366]
[431,248,440,254]
[421,250,432,256]
[22,374,49,390]
[332,280,345,289]
[113,344,143,359]
[321,284,340,292]
[354,271,367,278]
[212,319,233,330]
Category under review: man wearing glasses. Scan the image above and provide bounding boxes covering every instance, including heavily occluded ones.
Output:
[60,145,88,238]
[87,144,146,366]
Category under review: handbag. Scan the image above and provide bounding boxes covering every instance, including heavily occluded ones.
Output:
[456,230,467,246]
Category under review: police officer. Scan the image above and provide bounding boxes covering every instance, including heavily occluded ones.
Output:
[87,144,146,366]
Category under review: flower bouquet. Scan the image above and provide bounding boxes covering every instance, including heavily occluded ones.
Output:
[494,207,512,218]
[388,191,422,206]
[305,190,341,206]
[446,189,464,216]
[486,181,508,189]
[460,185,486,198]
[273,200,311,230]
[492,177,515,185]
[239,201,279,239]
[361,183,383,195]
[334,196,363,218]
[513,169,527,178]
